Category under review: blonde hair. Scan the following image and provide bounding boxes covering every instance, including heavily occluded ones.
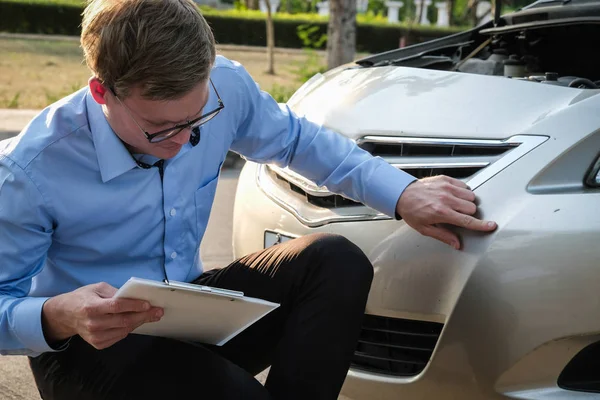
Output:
[81,0,216,100]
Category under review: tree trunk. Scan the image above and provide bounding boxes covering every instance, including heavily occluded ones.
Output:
[447,0,455,25]
[247,0,259,10]
[265,0,275,75]
[326,0,357,70]
[471,0,479,26]
[417,0,425,23]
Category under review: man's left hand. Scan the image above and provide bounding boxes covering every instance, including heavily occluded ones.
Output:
[396,175,497,250]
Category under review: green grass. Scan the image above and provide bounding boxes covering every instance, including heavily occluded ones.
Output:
[268,84,298,103]
[0,36,324,108]
[6,92,21,108]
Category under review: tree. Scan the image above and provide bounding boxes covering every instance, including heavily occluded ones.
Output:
[447,0,455,25]
[326,0,357,70]
[470,0,480,26]
[246,0,259,10]
[417,0,426,23]
[265,0,276,74]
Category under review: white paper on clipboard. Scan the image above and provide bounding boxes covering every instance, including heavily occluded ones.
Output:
[113,277,280,346]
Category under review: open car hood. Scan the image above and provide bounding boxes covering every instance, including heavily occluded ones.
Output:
[288,66,598,141]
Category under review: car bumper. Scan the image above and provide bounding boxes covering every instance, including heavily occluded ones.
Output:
[233,156,600,399]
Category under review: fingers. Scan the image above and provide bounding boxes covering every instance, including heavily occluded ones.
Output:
[421,225,461,250]
[85,309,161,332]
[84,327,130,350]
[433,176,495,231]
[448,185,476,202]
[399,174,498,250]
[447,196,477,215]
[108,309,162,330]
[446,210,497,231]
[95,297,153,315]
[81,309,163,349]
[439,175,469,189]
[93,282,118,298]
[436,176,476,202]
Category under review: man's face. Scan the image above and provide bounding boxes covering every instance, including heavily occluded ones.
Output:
[98,80,210,160]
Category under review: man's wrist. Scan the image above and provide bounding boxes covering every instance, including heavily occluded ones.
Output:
[395,179,419,220]
[41,297,73,345]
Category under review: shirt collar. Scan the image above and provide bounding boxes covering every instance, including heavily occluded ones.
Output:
[86,90,138,183]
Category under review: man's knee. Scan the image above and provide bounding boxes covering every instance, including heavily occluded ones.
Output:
[302,233,374,284]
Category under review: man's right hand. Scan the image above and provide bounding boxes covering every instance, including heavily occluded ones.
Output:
[42,282,163,350]
[396,175,497,250]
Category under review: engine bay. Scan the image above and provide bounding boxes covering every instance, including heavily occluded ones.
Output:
[357,6,600,91]
[457,24,600,89]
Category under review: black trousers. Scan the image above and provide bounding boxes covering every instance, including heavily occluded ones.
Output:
[29,233,374,400]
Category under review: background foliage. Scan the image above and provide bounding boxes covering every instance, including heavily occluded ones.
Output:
[0,0,464,54]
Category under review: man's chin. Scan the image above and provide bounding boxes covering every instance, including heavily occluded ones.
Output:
[156,145,183,159]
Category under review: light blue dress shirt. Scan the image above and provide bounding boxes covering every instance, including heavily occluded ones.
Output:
[0,56,416,356]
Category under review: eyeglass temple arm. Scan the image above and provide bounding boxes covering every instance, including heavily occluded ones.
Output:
[107,85,150,135]
[209,79,223,105]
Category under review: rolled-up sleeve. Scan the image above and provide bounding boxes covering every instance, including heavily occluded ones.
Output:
[0,156,55,356]
[227,64,416,218]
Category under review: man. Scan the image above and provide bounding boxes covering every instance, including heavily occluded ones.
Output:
[0,1,496,399]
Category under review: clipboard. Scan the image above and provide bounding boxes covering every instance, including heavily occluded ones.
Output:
[113,277,280,346]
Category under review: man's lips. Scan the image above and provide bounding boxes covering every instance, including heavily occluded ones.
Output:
[160,143,183,151]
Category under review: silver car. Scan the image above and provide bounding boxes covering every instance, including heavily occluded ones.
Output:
[232,1,600,398]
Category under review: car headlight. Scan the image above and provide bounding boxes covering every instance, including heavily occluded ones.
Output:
[586,155,600,187]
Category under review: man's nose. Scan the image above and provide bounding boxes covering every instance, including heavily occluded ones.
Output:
[169,127,192,145]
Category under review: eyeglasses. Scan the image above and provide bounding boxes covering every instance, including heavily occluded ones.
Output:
[111,79,224,143]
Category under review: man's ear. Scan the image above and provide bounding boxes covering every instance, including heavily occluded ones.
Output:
[88,77,110,105]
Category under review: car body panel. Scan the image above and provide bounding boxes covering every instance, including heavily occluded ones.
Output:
[232,81,600,397]
[288,66,598,142]
[232,2,600,397]
[342,160,600,399]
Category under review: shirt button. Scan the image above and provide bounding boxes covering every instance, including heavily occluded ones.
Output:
[171,252,178,259]
[170,208,177,217]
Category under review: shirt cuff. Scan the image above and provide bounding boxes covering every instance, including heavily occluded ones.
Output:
[13,297,60,354]
[364,158,417,219]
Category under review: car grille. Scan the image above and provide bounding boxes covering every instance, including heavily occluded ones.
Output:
[351,314,444,377]
[268,136,520,209]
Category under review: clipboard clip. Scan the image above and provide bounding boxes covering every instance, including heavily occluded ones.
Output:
[164,279,245,298]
